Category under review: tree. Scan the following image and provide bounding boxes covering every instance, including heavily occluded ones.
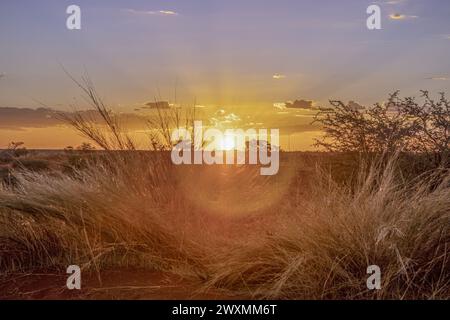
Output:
[313,92,415,153]
[7,141,28,157]
[400,91,449,166]
[313,91,449,166]
[77,142,96,151]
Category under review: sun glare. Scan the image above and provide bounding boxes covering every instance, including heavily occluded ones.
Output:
[219,135,236,151]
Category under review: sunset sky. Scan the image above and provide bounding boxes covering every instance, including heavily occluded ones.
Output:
[1,0,450,149]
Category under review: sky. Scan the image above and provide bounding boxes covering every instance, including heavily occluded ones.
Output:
[0,0,450,149]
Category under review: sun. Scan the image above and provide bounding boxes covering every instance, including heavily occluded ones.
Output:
[219,135,236,151]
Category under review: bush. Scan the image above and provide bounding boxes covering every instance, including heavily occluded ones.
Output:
[313,91,450,167]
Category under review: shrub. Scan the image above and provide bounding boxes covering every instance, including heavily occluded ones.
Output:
[314,91,450,167]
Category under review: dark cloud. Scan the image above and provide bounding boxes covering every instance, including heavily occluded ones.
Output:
[0,107,59,129]
[0,107,147,130]
[143,101,170,109]
[285,99,314,109]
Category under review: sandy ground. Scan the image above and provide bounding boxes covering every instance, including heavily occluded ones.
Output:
[0,269,241,300]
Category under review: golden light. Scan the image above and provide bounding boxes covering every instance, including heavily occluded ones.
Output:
[219,134,236,151]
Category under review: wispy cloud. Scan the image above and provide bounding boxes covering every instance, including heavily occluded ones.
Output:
[209,109,241,126]
[158,10,178,16]
[126,9,179,16]
[272,74,286,80]
[0,72,5,79]
[375,0,407,6]
[425,76,448,81]
[389,13,418,20]
[384,0,407,5]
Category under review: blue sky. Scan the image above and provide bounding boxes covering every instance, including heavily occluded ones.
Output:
[0,0,450,109]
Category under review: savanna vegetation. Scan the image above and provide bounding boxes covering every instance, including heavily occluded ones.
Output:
[0,80,448,299]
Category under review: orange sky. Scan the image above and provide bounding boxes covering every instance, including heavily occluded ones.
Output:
[1,0,449,150]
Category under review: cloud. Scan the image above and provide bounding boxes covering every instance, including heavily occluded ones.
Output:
[209,109,241,126]
[285,99,315,110]
[159,10,178,15]
[425,76,448,81]
[0,107,148,130]
[294,114,312,118]
[389,13,418,20]
[273,102,286,110]
[272,74,286,80]
[126,9,178,16]
[274,100,319,110]
[374,0,408,7]
[143,101,171,109]
[0,107,59,130]
[223,113,240,122]
[383,0,407,4]
[0,73,5,79]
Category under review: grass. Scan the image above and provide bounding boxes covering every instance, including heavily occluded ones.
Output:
[203,159,450,299]
[0,151,448,299]
[0,79,448,299]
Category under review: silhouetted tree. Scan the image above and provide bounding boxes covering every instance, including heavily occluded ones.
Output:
[77,142,96,151]
[400,91,450,166]
[313,92,414,153]
[313,91,449,166]
[7,141,28,157]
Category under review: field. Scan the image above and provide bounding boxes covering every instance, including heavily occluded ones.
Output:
[0,149,448,299]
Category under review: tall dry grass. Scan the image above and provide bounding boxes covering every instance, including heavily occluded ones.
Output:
[0,152,448,299]
[203,160,450,299]
[0,78,448,299]
[0,153,207,277]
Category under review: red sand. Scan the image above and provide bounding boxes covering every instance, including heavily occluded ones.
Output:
[0,269,241,300]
